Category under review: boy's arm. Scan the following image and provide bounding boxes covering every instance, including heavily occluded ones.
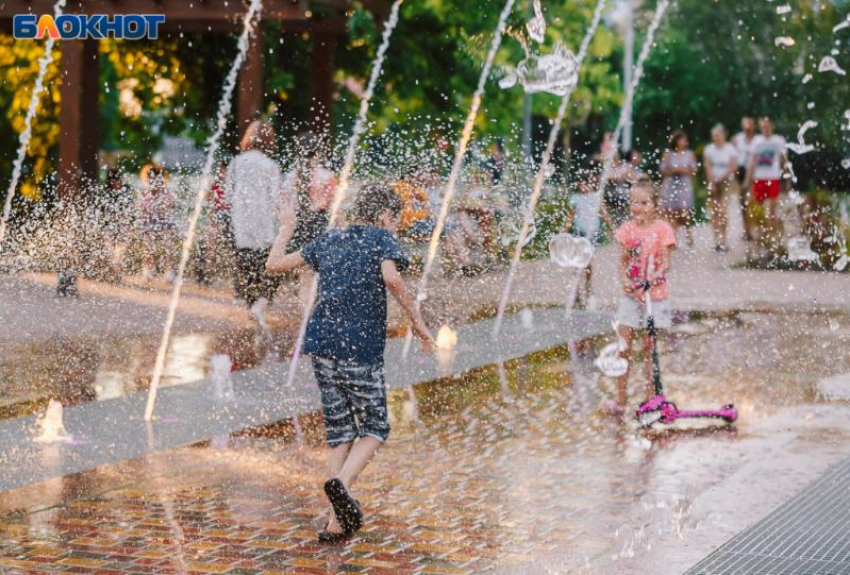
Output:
[382,260,436,353]
[266,232,307,274]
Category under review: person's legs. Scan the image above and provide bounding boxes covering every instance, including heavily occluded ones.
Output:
[710,182,730,248]
[313,357,358,534]
[337,362,389,488]
[737,170,752,240]
[682,210,695,247]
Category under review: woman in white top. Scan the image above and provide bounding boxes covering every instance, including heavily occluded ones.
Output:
[703,124,738,252]
[225,120,295,321]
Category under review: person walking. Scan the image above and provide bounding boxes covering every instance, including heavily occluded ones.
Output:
[660,131,698,247]
[744,117,787,226]
[703,124,738,252]
[732,117,757,241]
[225,119,294,330]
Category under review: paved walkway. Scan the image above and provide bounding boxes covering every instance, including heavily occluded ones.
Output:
[0,307,849,574]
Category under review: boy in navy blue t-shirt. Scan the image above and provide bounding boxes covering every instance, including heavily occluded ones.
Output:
[266,183,435,542]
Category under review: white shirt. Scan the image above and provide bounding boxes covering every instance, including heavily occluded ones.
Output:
[225,150,286,250]
[732,132,757,171]
[750,134,787,181]
[703,143,737,181]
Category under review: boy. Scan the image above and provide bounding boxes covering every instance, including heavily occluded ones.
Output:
[266,183,435,542]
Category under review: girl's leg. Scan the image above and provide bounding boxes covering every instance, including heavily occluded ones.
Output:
[615,325,635,409]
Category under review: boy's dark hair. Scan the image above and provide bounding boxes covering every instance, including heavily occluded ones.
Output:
[353,183,403,224]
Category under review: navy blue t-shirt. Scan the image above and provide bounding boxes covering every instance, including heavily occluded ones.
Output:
[301,225,409,365]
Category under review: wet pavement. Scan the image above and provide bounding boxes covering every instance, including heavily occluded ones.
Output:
[1,309,849,574]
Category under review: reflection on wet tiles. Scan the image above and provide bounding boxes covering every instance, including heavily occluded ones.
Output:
[0,310,846,574]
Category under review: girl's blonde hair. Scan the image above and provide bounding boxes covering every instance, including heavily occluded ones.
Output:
[240,119,277,155]
[631,177,660,207]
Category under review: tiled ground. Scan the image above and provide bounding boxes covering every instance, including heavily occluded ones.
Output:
[1,310,850,575]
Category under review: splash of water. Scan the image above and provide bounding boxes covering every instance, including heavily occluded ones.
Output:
[786,120,817,155]
[34,399,72,443]
[144,0,263,421]
[491,0,609,338]
[526,0,546,44]
[787,236,818,262]
[402,0,517,357]
[818,55,846,75]
[774,36,795,47]
[0,0,67,250]
[549,233,594,269]
[210,354,235,400]
[282,0,404,394]
[512,43,580,96]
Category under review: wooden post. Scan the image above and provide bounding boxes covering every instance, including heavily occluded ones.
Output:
[237,27,264,137]
[58,39,99,200]
[311,32,336,140]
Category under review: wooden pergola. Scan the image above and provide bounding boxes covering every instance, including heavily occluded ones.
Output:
[0,0,390,198]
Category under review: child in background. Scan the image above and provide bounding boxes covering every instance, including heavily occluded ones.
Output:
[266,183,435,542]
[609,180,676,414]
[562,160,614,308]
[136,163,178,282]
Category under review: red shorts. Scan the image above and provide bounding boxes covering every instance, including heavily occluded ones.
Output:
[752,179,780,203]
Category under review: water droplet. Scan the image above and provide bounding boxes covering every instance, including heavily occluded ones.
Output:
[787,237,818,262]
[526,0,546,43]
[818,56,846,76]
[802,73,813,84]
[506,43,580,96]
[774,36,795,47]
[776,4,792,14]
[498,67,518,89]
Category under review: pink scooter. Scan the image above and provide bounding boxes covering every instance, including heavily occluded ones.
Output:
[634,279,738,428]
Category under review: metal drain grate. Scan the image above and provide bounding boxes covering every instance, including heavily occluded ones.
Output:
[686,457,850,575]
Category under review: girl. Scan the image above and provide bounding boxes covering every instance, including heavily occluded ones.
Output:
[660,131,698,247]
[610,181,676,414]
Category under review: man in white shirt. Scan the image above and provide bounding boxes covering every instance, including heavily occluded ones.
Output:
[703,124,738,252]
[732,117,757,241]
[745,117,786,222]
[225,120,295,331]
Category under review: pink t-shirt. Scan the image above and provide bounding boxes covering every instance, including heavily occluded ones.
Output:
[614,219,676,301]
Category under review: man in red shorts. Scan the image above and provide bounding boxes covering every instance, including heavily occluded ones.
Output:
[745,117,787,222]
